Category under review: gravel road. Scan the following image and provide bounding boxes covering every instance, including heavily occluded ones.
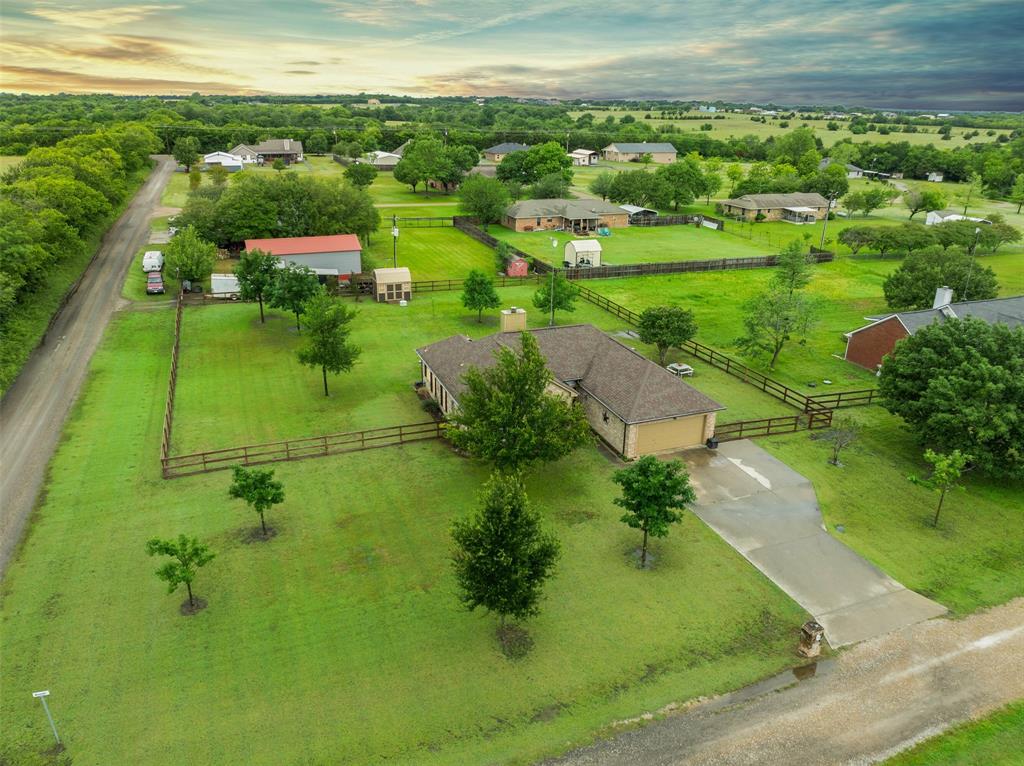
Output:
[545,598,1024,766]
[0,156,175,577]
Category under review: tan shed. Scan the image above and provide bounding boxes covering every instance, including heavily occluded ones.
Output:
[372,267,412,303]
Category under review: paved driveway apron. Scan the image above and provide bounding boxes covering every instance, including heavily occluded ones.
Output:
[684,440,946,647]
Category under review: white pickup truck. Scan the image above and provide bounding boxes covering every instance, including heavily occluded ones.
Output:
[210,273,241,300]
[142,251,164,272]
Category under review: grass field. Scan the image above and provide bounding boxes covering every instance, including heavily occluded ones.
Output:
[0,304,810,766]
[362,226,495,279]
[0,154,24,171]
[160,168,191,207]
[884,701,1024,765]
[492,223,776,265]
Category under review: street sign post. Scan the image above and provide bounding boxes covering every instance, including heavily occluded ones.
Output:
[32,690,61,745]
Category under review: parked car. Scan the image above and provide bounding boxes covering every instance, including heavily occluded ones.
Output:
[142,250,164,272]
[146,272,165,295]
[666,362,694,378]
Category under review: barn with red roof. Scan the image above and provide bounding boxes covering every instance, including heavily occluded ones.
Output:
[244,234,362,280]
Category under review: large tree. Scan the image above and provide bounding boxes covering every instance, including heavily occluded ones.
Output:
[497,141,572,186]
[229,466,285,537]
[879,317,1024,480]
[233,249,278,322]
[446,331,591,471]
[904,188,947,219]
[532,273,580,325]
[737,287,818,369]
[145,535,215,611]
[461,269,500,322]
[450,471,561,638]
[637,306,698,365]
[843,187,897,217]
[613,456,695,569]
[655,156,703,210]
[172,136,201,171]
[268,263,319,330]
[589,171,616,201]
[529,172,570,199]
[1009,174,1024,214]
[883,246,998,309]
[458,174,510,230]
[296,290,360,395]
[609,169,671,208]
[344,163,377,189]
[163,225,216,285]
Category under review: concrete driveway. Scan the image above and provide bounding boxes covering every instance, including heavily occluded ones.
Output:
[683,440,946,647]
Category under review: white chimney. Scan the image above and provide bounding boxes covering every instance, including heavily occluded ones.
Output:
[933,286,954,308]
[284,139,290,150]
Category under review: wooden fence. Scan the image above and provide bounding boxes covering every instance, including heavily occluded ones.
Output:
[410,275,540,293]
[394,216,454,228]
[714,410,833,442]
[562,252,834,281]
[629,214,725,229]
[806,387,879,409]
[160,289,185,463]
[162,421,444,478]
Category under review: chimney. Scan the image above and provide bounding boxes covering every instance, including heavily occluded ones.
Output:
[933,286,954,309]
[284,139,290,150]
[500,307,527,333]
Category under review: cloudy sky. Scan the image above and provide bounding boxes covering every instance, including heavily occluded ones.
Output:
[2,0,1022,109]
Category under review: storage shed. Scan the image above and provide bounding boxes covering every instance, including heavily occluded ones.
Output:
[564,239,602,267]
[372,267,412,303]
[506,257,529,277]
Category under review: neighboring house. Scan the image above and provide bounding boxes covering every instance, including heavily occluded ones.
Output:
[244,234,362,280]
[698,105,717,113]
[483,142,530,162]
[818,157,864,178]
[502,198,629,232]
[563,239,602,267]
[203,151,243,172]
[926,171,945,182]
[229,139,304,165]
[602,142,678,163]
[392,139,412,157]
[568,148,598,166]
[843,288,1024,370]
[924,209,992,226]
[720,193,830,223]
[416,323,724,459]
[362,150,402,170]
[367,98,381,105]
[619,204,658,224]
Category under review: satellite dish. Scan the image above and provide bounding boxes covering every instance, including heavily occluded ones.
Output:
[551,238,557,248]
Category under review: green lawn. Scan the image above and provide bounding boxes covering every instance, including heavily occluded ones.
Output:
[0,304,809,766]
[884,701,1024,765]
[0,154,24,171]
[761,407,1024,615]
[369,170,459,205]
[493,224,775,265]
[362,226,496,279]
[160,169,191,207]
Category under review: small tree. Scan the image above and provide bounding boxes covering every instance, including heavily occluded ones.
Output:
[726,163,744,195]
[1009,174,1024,214]
[589,171,616,201]
[209,164,229,187]
[344,163,377,189]
[173,136,201,171]
[613,456,695,569]
[532,273,580,326]
[909,449,970,527]
[188,166,202,190]
[810,415,860,466]
[458,174,511,230]
[451,471,561,636]
[272,158,287,173]
[268,263,319,331]
[233,249,278,322]
[737,287,818,369]
[164,225,217,284]
[529,172,570,199]
[904,188,946,219]
[772,239,813,296]
[637,306,698,365]
[461,269,500,322]
[959,173,984,216]
[228,466,285,536]
[494,240,513,273]
[296,290,360,395]
[145,535,215,610]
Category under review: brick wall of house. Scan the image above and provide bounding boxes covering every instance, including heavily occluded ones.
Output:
[845,316,909,370]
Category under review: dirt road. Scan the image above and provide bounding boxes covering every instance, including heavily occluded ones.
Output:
[546,599,1024,765]
[0,156,175,576]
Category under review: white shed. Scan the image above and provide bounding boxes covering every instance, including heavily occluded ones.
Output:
[564,239,602,267]
[203,151,243,171]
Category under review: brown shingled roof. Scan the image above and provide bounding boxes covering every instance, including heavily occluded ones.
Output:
[416,324,724,424]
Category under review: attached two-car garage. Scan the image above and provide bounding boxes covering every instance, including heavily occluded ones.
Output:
[632,414,711,456]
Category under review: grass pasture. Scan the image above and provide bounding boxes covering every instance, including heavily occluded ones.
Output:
[363,225,495,279]
[884,700,1024,765]
[0,302,810,766]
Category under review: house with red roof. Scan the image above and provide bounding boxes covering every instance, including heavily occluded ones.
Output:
[244,234,362,280]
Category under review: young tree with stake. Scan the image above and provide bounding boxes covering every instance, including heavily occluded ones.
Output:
[811,415,860,466]
[460,269,500,322]
[233,249,278,322]
[532,273,579,326]
[145,535,215,611]
[296,290,360,395]
[613,456,695,569]
[909,449,970,527]
[228,466,285,536]
[637,306,698,365]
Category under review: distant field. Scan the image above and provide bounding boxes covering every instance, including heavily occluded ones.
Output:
[568,110,1013,148]
[0,155,23,172]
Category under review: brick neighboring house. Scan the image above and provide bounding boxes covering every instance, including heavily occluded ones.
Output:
[483,142,530,162]
[244,234,362,280]
[720,192,829,223]
[502,198,629,232]
[229,139,304,165]
[601,142,677,163]
[843,288,1024,371]
[416,324,724,459]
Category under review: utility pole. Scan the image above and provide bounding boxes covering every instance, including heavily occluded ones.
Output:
[963,227,981,300]
[391,215,399,268]
[548,268,556,326]
[33,690,60,746]
[819,194,835,250]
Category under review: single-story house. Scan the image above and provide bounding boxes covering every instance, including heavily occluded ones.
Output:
[372,267,412,303]
[924,209,992,226]
[818,158,864,178]
[927,171,945,182]
[503,199,629,233]
[203,151,243,172]
[569,148,598,166]
[564,239,602,267]
[843,288,1024,370]
[392,140,412,157]
[720,193,830,223]
[602,142,677,163]
[416,323,724,459]
[230,139,304,165]
[483,142,530,162]
[619,204,658,224]
[244,234,362,279]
